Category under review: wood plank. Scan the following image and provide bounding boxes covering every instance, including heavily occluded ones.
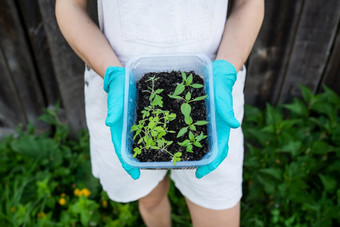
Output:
[0,0,45,125]
[37,0,86,133]
[16,0,61,105]
[320,23,340,95]
[277,0,340,103]
[245,0,305,107]
[0,47,26,128]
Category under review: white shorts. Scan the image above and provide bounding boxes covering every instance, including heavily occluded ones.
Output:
[84,66,246,210]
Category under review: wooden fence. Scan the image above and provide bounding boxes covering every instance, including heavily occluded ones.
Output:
[0,0,339,135]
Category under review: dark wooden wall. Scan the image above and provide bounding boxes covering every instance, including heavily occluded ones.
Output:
[0,0,339,135]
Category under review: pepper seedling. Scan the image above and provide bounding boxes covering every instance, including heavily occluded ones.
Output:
[168,72,209,153]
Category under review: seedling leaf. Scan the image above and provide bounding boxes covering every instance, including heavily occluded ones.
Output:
[193,141,202,148]
[149,93,155,100]
[189,124,196,131]
[177,127,188,138]
[131,125,138,131]
[157,140,164,147]
[169,113,176,120]
[133,130,141,140]
[191,83,203,88]
[191,94,208,102]
[181,103,191,117]
[154,126,164,132]
[189,131,195,141]
[155,89,163,94]
[173,84,185,96]
[151,130,158,137]
[185,92,191,101]
[174,152,182,157]
[173,152,182,165]
[186,144,193,153]
[137,138,143,144]
[151,95,163,107]
[186,74,193,85]
[168,95,183,100]
[184,116,193,125]
[151,146,160,150]
[196,132,207,142]
[194,121,209,126]
[181,72,187,81]
[178,139,190,147]
[133,147,141,157]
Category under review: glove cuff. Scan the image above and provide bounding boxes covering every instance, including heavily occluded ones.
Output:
[103,66,125,93]
[212,60,237,82]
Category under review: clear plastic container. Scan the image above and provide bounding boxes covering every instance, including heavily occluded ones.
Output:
[121,53,218,169]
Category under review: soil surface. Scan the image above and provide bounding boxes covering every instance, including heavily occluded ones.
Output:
[132,71,209,162]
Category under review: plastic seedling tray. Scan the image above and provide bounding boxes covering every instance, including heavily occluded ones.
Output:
[121,53,218,169]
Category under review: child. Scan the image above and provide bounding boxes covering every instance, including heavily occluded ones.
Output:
[56,0,264,226]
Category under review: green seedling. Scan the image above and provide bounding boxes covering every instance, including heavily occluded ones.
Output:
[131,76,181,165]
[168,72,207,101]
[177,131,208,153]
[142,76,164,107]
[168,71,209,153]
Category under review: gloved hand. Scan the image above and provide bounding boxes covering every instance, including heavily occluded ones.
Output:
[196,60,240,178]
[103,66,140,180]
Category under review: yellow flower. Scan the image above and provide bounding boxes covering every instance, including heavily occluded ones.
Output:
[80,188,91,198]
[74,188,80,196]
[74,188,91,197]
[61,193,66,197]
[37,212,45,218]
[59,198,66,206]
[102,200,108,207]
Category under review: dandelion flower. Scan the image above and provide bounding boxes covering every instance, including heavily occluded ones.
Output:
[59,198,66,206]
[74,188,80,196]
[80,188,91,197]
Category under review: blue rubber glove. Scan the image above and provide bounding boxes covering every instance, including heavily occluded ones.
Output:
[196,60,240,179]
[103,66,140,180]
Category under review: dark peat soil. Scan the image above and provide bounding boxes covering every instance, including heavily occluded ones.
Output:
[132,71,209,162]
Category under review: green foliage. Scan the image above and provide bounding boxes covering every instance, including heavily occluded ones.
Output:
[133,72,209,165]
[169,72,209,154]
[2,84,339,226]
[0,106,143,226]
[131,76,178,164]
[0,104,192,226]
[241,85,340,227]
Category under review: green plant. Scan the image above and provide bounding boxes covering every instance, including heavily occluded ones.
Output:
[1,84,337,226]
[131,76,180,164]
[0,103,200,226]
[169,72,209,153]
[0,105,144,226]
[241,85,340,227]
